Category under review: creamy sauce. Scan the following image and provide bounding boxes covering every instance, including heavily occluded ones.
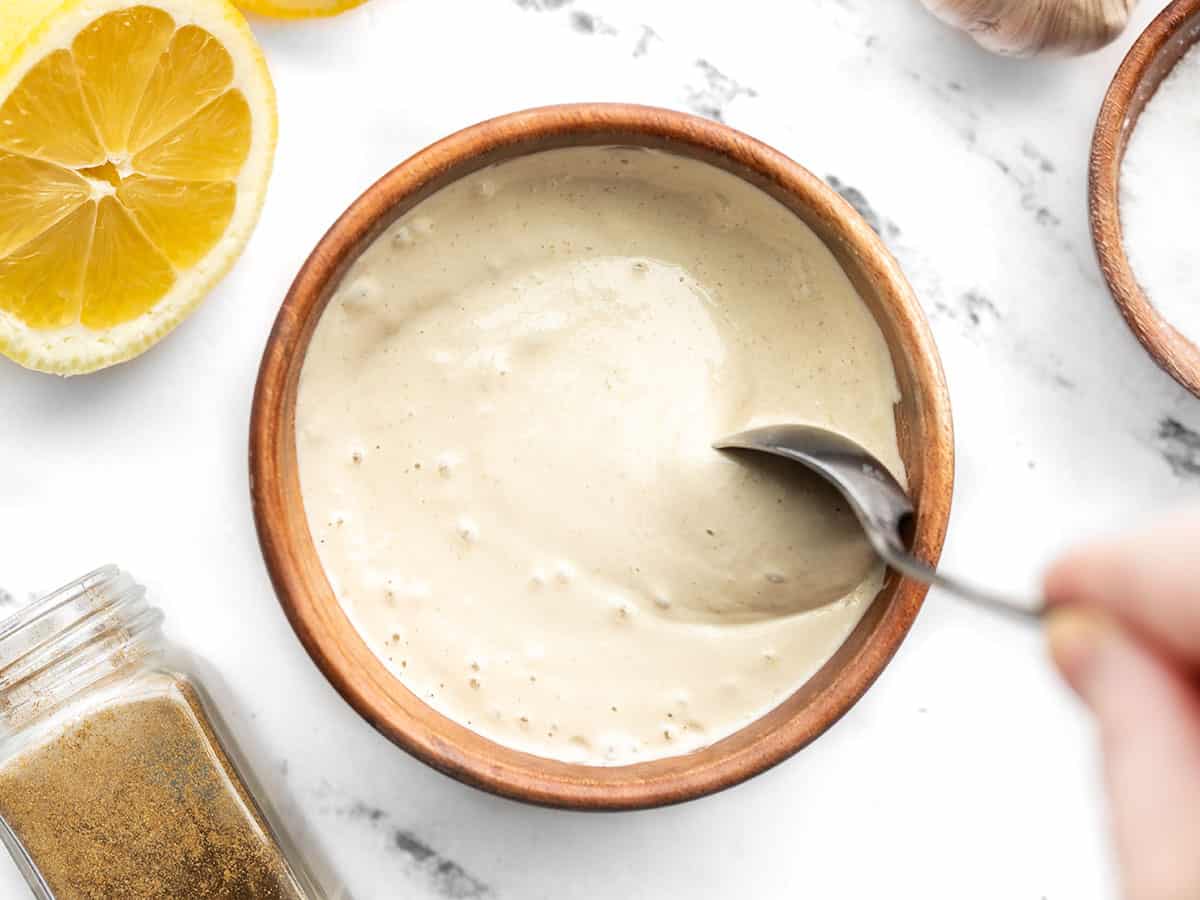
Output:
[296,147,904,765]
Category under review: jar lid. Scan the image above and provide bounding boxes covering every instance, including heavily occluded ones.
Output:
[0,567,164,730]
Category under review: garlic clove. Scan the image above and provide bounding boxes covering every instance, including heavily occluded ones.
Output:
[920,0,1137,57]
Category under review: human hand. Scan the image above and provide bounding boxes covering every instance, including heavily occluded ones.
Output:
[1045,509,1200,900]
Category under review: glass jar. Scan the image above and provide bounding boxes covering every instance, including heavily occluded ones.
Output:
[0,566,325,899]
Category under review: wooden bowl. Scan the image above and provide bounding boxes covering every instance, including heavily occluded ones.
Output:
[250,104,954,810]
[1090,0,1200,397]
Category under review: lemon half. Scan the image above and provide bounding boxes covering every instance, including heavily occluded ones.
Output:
[0,0,276,374]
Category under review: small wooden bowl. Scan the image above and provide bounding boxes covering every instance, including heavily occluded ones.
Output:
[1090,0,1200,397]
[250,104,954,810]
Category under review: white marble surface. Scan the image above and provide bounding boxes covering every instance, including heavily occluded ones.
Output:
[2,0,1199,897]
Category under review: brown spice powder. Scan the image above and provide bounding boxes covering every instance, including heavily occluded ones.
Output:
[0,681,306,899]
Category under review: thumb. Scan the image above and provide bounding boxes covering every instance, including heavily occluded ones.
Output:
[1048,608,1200,900]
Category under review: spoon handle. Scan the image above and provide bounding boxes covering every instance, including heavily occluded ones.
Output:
[875,544,1044,622]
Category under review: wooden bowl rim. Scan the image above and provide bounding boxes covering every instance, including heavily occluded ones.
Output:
[1089,0,1200,397]
[250,103,954,810]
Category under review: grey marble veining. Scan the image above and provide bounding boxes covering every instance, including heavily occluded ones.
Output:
[1158,418,1200,479]
[321,798,492,898]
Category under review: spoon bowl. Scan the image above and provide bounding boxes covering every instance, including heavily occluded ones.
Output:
[716,424,1041,621]
[662,450,879,623]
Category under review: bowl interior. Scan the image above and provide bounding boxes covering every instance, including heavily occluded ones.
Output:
[251,105,953,810]
[1090,0,1200,397]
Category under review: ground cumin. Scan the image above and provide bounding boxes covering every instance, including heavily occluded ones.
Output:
[0,681,306,899]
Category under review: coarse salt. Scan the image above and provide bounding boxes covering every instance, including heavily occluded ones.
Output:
[1120,40,1200,349]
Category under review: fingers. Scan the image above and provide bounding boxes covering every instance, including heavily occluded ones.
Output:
[1044,508,1200,667]
[1048,608,1200,900]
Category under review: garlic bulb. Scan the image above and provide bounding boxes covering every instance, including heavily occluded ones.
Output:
[920,0,1137,56]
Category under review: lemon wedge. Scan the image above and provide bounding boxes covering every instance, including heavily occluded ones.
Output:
[236,0,367,18]
[0,0,276,374]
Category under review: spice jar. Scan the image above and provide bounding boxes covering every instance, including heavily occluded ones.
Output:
[0,566,324,899]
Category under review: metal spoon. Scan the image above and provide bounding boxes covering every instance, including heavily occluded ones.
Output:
[714,424,1042,621]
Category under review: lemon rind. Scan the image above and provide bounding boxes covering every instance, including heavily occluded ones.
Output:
[235,0,367,20]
